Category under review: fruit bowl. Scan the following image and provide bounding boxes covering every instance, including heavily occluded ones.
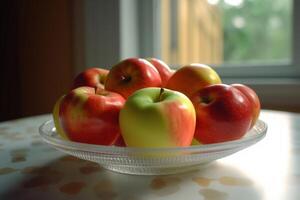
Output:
[39,119,267,175]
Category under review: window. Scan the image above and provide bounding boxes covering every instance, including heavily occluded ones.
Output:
[136,0,299,78]
[159,0,292,66]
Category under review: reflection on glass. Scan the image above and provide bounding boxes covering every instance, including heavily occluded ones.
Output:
[160,0,292,66]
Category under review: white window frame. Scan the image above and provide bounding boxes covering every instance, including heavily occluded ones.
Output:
[72,0,300,111]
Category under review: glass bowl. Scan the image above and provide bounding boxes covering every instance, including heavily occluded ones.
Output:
[39,119,267,175]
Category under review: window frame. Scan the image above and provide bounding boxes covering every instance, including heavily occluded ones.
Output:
[146,0,300,79]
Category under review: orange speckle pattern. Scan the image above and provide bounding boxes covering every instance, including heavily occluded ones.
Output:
[0,167,18,175]
[0,112,297,199]
[22,168,64,188]
[199,189,228,200]
[59,181,86,195]
[93,180,117,199]
[150,177,181,196]
[219,176,253,186]
[59,155,86,163]
[192,177,213,187]
[79,163,102,175]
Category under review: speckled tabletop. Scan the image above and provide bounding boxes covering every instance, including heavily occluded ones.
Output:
[0,110,299,200]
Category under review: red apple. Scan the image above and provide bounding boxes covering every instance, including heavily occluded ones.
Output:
[231,84,261,128]
[57,86,125,145]
[105,58,162,98]
[146,58,173,87]
[166,64,222,98]
[190,84,253,144]
[113,135,126,147]
[71,67,109,90]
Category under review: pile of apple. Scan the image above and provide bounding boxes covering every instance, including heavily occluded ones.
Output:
[53,58,260,147]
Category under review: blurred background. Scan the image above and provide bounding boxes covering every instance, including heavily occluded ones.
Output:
[1,0,299,121]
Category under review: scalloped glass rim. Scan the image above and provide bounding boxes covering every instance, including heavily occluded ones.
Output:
[39,119,267,175]
[39,120,267,153]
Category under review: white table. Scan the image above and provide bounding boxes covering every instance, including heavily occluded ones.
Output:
[0,110,299,200]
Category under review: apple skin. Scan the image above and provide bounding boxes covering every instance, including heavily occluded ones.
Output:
[190,84,253,144]
[231,84,261,128]
[105,58,162,99]
[113,135,126,147]
[71,67,109,90]
[166,64,222,98]
[146,58,173,87]
[53,95,68,140]
[119,87,196,147]
[57,86,125,145]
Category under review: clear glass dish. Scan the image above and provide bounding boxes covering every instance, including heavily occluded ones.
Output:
[39,119,267,175]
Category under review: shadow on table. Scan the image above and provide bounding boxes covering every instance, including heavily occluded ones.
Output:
[1,156,263,200]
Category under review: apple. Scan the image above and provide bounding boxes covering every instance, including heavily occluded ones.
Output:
[190,84,253,144]
[105,58,162,99]
[119,87,196,147]
[53,95,68,140]
[231,84,261,128]
[146,58,173,87]
[71,67,109,90]
[166,64,222,98]
[55,86,125,145]
[113,135,126,147]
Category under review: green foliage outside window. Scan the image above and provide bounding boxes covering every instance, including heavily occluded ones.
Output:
[221,0,292,64]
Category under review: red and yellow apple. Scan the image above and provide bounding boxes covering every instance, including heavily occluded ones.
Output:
[53,95,68,139]
[190,84,253,144]
[105,58,162,99]
[71,67,109,90]
[231,84,261,128]
[119,87,196,147]
[166,64,222,98]
[53,86,125,145]
[146,58,173,87]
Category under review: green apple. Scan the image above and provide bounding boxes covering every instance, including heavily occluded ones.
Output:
[119,87,196,147]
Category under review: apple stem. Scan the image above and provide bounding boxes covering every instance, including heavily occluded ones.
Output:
[158,88,164,102]
[95,86,107,96]
[121,75,131,83]
[94,87,98,94]
[200,95,212,105]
